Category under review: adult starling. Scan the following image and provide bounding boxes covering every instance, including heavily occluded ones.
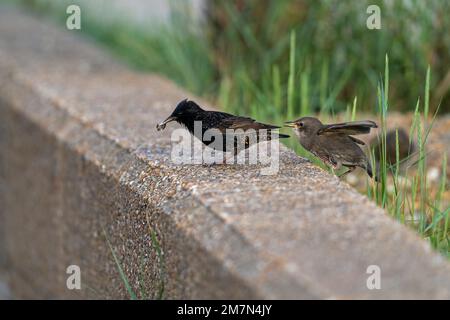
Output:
[284,117,378,179]
[157,99,289,157]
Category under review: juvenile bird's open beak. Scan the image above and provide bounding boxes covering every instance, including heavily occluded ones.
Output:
[284,120,297,128]
[156,116,177,131]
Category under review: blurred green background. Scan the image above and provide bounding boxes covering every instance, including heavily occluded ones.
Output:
[17,0,450,118]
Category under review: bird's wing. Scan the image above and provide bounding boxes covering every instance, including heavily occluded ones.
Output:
[349,136,366,145]
[203,112,289,138]
[318,120,377,136]
[311,149,338,168]
[218,116,280,132]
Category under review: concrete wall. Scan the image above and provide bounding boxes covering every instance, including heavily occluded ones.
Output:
[1,8,450,299]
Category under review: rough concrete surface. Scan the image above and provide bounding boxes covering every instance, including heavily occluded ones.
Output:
[0,270,11,300]
[0,8,450,299]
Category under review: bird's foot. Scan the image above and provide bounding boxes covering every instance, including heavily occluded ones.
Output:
[223,153,236,165]
[337,166,355,178]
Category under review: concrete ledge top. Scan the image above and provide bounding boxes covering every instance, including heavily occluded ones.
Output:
[1,8,450,299]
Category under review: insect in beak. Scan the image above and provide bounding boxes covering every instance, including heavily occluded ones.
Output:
[156,116,177,131]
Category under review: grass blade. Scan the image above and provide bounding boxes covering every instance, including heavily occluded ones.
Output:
[103,228,138,300]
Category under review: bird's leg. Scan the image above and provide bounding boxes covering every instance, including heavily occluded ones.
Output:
[338,166,356,178]
[227,143,243,165]
[224,150,236,165]
[201,162,216,167]
[330,159,341,176]
[202,150,226,166]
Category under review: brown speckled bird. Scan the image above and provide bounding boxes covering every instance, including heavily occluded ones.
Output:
[285,117,378,180]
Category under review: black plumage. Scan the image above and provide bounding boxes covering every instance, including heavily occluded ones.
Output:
[157,99,289,154]
[285,117,378,180]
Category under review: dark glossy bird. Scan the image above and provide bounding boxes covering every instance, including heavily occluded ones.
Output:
[157,99,289,155]
[284,117,378,179]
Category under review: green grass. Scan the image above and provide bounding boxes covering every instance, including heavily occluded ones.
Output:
[103,224,166,300]
[143,212,166,300]
[16,0,450,115]
[16,0,449,257]
[103,228,138,300]
[368,59,449,258]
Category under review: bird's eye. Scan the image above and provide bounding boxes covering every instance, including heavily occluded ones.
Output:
[299,122,304,127]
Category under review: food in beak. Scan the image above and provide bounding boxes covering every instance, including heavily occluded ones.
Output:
[156,116,176,131]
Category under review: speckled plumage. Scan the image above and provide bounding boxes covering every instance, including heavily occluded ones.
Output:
[157,99,289,154]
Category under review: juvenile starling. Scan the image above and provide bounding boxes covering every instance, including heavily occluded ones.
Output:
[157,99,289,157]
[284,117,378,179]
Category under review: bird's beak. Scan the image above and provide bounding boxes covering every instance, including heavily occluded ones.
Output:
[283,120,297,128]
[156,116,177,131]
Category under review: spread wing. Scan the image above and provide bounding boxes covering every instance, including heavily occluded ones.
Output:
[349,136,366,145]
[318,120,377,136]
